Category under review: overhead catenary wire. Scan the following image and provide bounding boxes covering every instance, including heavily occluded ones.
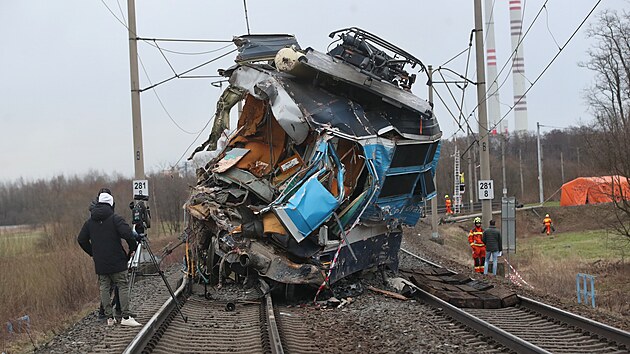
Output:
[544,5,562,50]
[154,40,178,76]
[100,0,236,137]
[431,29,477,139]
[100,0,128,29]
[437,69,470,130]
[435,0,556,156]
[466,0,552,122]
[139,48,237,92]
[468,0,549,126]
[433,86,469,138]
[440,47,472,67]
[483,0,497,46]
[137,37,232,43]
[173,116,217,168]
[456,29,474,130]
[101,0,237,91]
[138,56,206,135]
[459,0,590,145]
[481,0,602,140]
[115,0,127,22]
[141,41,234,56]
[440,0,494,69]
[100,0,233,55]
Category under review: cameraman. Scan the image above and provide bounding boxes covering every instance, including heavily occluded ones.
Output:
[90,188,121,321]
[78,192,142,327]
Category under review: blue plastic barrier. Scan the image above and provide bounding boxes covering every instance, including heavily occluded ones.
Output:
[576,273,596,308]
[6,315,30,334]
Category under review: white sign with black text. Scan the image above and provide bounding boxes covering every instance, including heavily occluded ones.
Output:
[133,180,149,198]
[478,180,494,200]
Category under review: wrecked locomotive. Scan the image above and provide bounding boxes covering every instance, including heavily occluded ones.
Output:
[184,28,441,292]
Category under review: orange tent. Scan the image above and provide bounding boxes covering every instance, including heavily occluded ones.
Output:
[560,176,630,206]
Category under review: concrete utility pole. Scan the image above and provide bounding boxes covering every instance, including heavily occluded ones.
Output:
[501,136,507,197]
[428,66,439,239]
[468,129,474,212]
[128,0,145,179]
[537,122,544,204]
[560,151,565,183]
[472,140,478,202]
[474,0,492,227]
[519,148,524,199]
[577,147,581,176]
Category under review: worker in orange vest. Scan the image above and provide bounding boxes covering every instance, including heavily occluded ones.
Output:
[541,214,555,235]
[445,195,453,214]
[468,217,486,273]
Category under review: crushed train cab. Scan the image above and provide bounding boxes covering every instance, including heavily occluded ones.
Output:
[184,28,441,290]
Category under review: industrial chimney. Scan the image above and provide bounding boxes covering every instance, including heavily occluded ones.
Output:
[509,0,529,132]
[485,0,505,135]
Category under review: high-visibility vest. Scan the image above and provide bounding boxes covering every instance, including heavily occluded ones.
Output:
[468,227,485,247]
[543,217,552,226]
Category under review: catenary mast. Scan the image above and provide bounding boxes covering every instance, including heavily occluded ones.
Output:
[474,0,493,227]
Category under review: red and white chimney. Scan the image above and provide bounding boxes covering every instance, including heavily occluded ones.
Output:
[509,0,529,132]
[485,0,505,135]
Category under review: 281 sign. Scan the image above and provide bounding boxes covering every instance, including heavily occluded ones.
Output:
[477,180,494,200]
[133,180,149,197]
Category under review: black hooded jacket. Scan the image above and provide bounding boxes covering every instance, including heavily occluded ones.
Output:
[482,225,502,253]
[77,203,137,275]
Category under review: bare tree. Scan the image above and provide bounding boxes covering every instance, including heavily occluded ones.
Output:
[150,170,194,235]
[583,9,630,239]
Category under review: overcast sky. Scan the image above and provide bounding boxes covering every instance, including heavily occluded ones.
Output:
[0,1,624,182]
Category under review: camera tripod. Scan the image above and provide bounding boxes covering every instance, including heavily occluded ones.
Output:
[128,233,188,323]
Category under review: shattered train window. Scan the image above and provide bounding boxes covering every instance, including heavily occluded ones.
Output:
[379,173,420,198]
[413,170,435,197]
[390,143,433,168]
[426,142,439,164]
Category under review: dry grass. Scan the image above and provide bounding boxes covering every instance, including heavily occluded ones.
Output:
[0,225,183,353]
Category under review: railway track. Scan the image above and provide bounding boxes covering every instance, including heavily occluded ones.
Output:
[88,250,628,353]
[90,271,183,354]
[401,248,630,353]
[122,278,286,354]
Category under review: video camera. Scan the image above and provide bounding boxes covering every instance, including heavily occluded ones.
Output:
[129,197,151,236]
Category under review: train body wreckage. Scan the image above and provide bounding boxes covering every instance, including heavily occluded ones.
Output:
[184,28,441,291]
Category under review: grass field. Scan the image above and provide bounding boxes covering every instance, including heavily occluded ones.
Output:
[517,229,627,261]
[0,224,184,353]
[509,228,629,314]
[0,227,45,257]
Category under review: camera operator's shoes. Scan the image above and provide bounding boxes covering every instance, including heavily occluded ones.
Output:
[106,318,117,326]
[120,317,142,327]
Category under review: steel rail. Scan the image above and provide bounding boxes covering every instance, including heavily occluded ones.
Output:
[122,275,188,354]
[400,248,442,269]
[123,276,284,354]
[520,296,630,349]
[401,247,630,352]
[402,248,550,353]
[265,291,285,354]
[413,284,550,354]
